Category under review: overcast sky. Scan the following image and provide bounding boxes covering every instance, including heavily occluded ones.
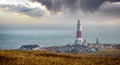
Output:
[0,0,120,30]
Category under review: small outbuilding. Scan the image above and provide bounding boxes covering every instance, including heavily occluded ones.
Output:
[20,45,40,50]
[103,44,112,48]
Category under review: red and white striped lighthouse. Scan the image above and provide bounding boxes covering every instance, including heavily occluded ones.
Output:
[76,20,82,43]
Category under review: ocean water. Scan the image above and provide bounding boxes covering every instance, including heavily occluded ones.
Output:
[0,30,75,50]
[0,26,120,50]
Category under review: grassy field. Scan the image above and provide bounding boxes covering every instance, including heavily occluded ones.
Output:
[0,49,120,65]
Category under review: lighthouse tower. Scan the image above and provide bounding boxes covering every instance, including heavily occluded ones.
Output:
[75,20,83,44]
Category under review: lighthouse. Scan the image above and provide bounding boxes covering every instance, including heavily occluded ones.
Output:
[75,20,83,44]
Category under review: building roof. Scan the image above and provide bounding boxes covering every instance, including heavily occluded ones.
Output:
[103,44,112,46]
[20,45,40,48]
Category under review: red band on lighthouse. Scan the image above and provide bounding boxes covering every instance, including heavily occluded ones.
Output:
[77,31,82,38]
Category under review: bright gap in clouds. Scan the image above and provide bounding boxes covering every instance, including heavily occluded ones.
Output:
[0,0,28,3]
[0,0,50,18]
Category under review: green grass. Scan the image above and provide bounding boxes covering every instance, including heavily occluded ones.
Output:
[0,50,120,65]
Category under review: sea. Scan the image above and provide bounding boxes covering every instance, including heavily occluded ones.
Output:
[0,26,120,50]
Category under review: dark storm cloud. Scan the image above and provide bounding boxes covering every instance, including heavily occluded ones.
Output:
[0,4,44,17]
[99,4,120,17]
[80,0,120,12]
[30,0,79,13]
[80,0,104,12]
[31,0,120,12]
